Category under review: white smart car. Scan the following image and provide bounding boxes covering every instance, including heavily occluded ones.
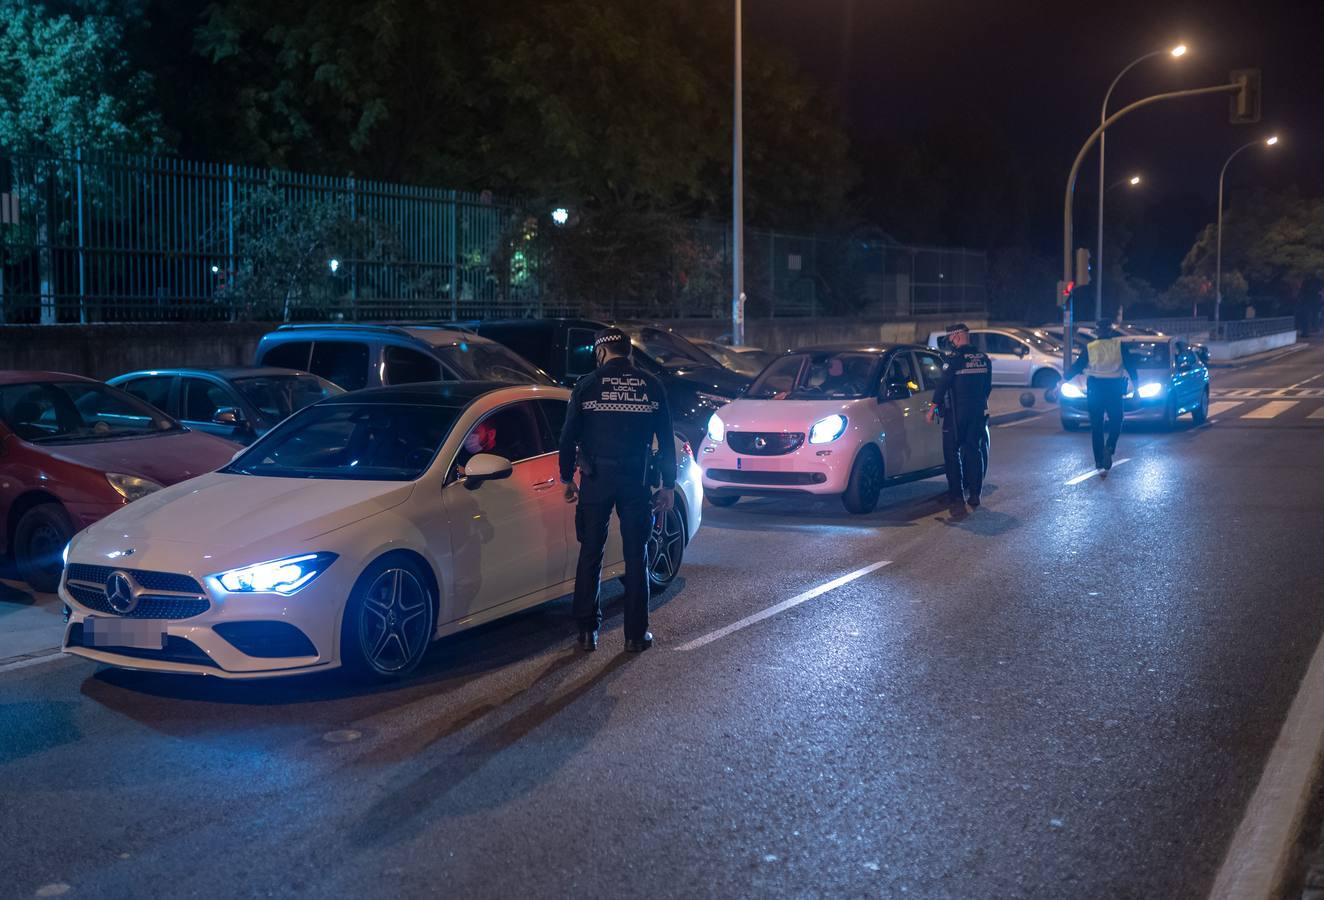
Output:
[60,383,702,679]
[699,345,947,514]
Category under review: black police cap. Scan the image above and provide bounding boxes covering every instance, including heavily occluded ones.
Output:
[945,323,969,335]
[593,327,631,355]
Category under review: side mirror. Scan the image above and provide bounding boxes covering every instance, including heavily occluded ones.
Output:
[882,381,912,401]
[1195,346,1210,365]
[213,407,244,426]
[1014,345,1029,358]
[463,453,513,485]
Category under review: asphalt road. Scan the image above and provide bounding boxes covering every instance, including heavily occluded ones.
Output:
[2,343,1323,899]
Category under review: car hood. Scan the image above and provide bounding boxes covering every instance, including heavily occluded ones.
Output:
[38,430,238,485]
[75,472,415,553]
[664,364,751,398]
[713,397,871,433]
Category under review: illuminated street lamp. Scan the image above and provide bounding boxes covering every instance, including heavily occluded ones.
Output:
[1215,135,1279,324]
[1095,43,1188,320]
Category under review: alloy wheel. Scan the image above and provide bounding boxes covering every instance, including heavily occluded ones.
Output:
[358,567,430,674]
[647,507,685,588]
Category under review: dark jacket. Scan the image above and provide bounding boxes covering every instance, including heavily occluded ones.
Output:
[559,356,677,489]
[930,346,993,418]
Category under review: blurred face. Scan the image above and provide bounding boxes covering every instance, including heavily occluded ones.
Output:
[948,329,970,348]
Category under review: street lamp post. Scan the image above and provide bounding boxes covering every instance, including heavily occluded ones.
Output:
[731,0,745,346]
[1215,135,1278,325]
[1096,45,1186,322]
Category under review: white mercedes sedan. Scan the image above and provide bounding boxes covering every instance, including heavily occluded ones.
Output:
[60,383,702,680]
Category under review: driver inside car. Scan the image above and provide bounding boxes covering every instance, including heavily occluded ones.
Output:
[454,419,497,478]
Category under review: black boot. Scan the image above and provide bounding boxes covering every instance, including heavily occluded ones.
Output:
[577,629,598,652]
[624,631,654,653]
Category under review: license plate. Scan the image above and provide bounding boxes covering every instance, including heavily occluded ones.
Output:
[85,616,167,650]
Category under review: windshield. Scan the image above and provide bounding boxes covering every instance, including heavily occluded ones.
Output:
[1125,341,1170,369]
[233,374,344,423]
[436,342,554,385]
[707,346,776,377]
[224,402,460,481]
[628,327,722,369]
[1015,329,1065,353]
[0,381,181,443]
[747,352,879,400]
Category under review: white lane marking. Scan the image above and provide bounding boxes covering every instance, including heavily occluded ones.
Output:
[1242,401,1297,420]
[997,413,1043,428]
[1288,373,1323,389]
[1064,458,1131,485]
[675,560,892,651]
[1309,407,1324,420]
[1207,626,1324,900]
[1208,401,1245,418]
[0,648,68,675]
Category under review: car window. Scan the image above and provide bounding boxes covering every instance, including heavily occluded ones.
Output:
[308,341,370,391]
[121,376,174,413]
[260,341,312,371]
[453,400,547,476]
[384,345,442,385]
[233,375,342,422]
[480,325,552,372]
[915,352,944,391]
[981,332,1022,355]
[566,328,597,378]
[433,341,552,384]
[1125,341,1170,369]
[536,399,568,450]
[0,382,179,443]
[225,402,458,481]
[182,378,232,422]
[883,352,919,392]
[630,327,720,369]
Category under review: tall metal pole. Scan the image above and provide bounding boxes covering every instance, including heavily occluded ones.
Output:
[731,0,745,346]
[1215,139,1266,326]
[1063,82,1243,374]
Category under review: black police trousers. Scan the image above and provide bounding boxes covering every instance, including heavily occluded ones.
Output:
[943,413,989,501]
[1086,376,1126,468]
[572,472,653,641]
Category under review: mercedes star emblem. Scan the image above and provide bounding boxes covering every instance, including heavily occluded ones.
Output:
[105,571,139,615]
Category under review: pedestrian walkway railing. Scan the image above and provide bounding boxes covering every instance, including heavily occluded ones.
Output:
[1212,317,1297,341]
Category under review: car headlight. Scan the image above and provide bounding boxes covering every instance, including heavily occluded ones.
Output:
[707,412,726,443]
[106,473,163,502]
[213,553,338,595]
[696,391,732,409]
[1137,382,1163,398]
[809,414,848,444]
[1059,382,1085,399]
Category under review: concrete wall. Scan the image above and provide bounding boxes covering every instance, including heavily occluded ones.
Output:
[0,316,985,380]
[1205,329,1297,362]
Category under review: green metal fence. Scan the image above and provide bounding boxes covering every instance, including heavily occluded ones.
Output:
[0,150,986,324]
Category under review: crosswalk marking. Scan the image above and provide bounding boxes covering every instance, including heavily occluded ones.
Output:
[1310,407,1324,420]
[1213,388,1324,399]
[1208,401,1245,418]
[1242,401,1297,419]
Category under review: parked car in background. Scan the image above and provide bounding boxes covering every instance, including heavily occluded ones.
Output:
[1059,336,1210,430]
[1040,324,1210,365]
[109,366,343,446]
[254,324,556,393]
[690,339,778,378]
[471,318,750,447]
[0,372,237,592]
[699,345,946,514]
[926,326,1063,389]
[60,382,702,680]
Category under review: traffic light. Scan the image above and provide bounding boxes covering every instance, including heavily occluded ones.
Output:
[1056,280,1074,307]
[1074,248,1092,287]
[1230,68,1262,124]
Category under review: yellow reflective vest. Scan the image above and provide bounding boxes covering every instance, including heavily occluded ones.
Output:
[1085,337,1125,379]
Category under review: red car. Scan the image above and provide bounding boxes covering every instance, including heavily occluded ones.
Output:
[0,372,238,592]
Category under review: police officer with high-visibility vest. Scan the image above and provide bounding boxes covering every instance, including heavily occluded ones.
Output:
[1063,321,1141,475]
[559,328,676,653]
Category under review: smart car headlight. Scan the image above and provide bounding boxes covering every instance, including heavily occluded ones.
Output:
[809,414,848,444]
[1137,382,1163,399]
[214,552,338,595]
[106,473,163,503]
[1059,382,1086,399]
[707,412,726,443]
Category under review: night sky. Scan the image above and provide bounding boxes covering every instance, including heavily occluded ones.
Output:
[753,0,1323,283]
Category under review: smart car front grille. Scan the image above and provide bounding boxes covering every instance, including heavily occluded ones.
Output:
[707,469,827,486]
[66,583,211,620]
[66,623,217,668]
[727,432,805,456]
[65,564,204,595]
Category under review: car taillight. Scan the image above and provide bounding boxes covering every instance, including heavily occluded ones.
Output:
[681,441,693,459]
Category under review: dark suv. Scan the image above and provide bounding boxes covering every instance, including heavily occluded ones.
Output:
[254,324,555,392]
[471,318,750,446]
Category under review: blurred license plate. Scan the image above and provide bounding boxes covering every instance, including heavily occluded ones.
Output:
[85,617,166,650]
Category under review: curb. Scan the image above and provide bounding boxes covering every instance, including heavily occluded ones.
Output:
[1209,343,1310,370]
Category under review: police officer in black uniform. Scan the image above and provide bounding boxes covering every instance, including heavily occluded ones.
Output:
[925,323,992,507]
[560,328,676,653]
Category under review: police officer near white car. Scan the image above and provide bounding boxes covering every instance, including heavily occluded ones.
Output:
[559,328,676,653]
[925,323,993,508]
